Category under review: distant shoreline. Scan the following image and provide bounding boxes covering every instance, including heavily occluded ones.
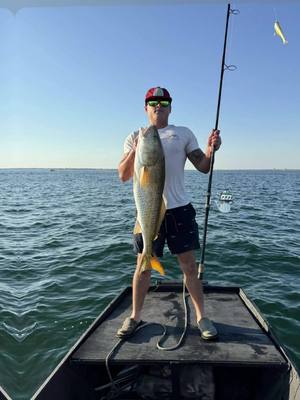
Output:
[1,168,299,172]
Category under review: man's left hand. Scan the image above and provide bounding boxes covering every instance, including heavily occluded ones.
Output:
[208,129,221,151]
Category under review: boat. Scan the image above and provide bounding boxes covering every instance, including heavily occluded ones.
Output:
[219,190,233,202]
[31,281,300,400]
[215,190,233,213]
[0,386,12,400]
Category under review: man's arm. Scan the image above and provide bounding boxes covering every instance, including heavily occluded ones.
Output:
[118,149,136,182]
[187,129,221,174]
[187,148,212,174]
[118,136,138,182]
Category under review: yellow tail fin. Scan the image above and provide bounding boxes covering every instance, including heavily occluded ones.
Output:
[150,256,165,275]
[139,254,165,276]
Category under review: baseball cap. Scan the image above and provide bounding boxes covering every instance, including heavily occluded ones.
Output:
[145,87,172,104]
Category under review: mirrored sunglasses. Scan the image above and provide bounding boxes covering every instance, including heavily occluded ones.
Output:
[147,100,170,108]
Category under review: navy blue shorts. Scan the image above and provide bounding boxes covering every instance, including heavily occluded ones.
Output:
[133,203,200,256]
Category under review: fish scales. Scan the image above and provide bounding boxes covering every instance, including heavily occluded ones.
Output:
[133,126,165,275]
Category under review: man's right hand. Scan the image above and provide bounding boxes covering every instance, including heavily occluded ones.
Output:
[132,135,139,152]
[118,135,140,182]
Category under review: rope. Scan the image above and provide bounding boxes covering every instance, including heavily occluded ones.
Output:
[156,278,188,351]
[99,277,189,398]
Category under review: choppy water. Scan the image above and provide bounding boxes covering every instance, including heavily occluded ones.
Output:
[0,169,299,399]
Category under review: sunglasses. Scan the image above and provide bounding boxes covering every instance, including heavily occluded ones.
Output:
[147,100,171,108]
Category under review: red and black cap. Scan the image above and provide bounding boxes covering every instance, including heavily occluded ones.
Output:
[145,87,172,104]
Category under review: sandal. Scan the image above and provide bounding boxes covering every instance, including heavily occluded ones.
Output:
[197,318,218,340]
[116,317,142,338]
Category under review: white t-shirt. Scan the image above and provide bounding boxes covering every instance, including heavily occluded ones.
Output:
[123,125,199,210]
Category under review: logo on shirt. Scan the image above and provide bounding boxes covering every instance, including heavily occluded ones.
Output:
[162,133,179,141]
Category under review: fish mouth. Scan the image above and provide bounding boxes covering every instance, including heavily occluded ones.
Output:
[142,126,159,138]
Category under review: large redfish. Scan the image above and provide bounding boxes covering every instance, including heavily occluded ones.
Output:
[133,126,165,275]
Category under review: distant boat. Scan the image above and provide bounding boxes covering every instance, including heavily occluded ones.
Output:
[219,190,233,202]
[32,282,300,400]
[49,169,55,172]
[216,190,233,213]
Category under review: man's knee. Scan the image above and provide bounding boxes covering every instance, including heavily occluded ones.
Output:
[177,251,197,276]
[181,262,197,277]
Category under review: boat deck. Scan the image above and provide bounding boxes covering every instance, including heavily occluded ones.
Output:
[72,284,287,368]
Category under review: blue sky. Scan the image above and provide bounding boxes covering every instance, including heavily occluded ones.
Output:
[0,1,299,169]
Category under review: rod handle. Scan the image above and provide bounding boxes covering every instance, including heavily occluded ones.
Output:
[198,263,205,280]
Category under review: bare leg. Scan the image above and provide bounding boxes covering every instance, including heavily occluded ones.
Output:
[177,250,204,322]
[130,254,151,321]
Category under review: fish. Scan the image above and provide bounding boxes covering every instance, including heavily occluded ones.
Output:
[274,21,288,45]
[133,125,166,275]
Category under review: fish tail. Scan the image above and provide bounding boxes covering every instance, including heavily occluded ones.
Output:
[138,253,151,274]
[150,256,165,276]
[138,253,165,276]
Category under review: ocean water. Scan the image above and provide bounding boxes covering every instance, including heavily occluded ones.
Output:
[0,169,299,399]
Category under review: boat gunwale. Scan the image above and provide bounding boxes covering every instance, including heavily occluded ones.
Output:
[0,386,12,400]
[31,286,131,399]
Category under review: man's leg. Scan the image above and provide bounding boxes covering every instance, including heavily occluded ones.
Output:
[177,250,218,340]
[131,254,151,321]
[117,255,151,337]
[177,250,204,322]
[130,225,165,321]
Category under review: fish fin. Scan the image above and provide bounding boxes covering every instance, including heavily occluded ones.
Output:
[138,253,151,274]
[152,201,166,240]
[140,166,150,188]
[158,200,166,228]
[133,219,142,234]
[153,200,166,238]
[150,256,165,276]
[138,254,165,276]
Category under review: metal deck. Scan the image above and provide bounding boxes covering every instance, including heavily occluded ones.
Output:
[72,285,287,368]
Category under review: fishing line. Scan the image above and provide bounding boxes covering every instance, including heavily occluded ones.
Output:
[273,7,278,22]
[226,5,238,71]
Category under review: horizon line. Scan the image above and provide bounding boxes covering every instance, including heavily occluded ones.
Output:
[1,167,299,171]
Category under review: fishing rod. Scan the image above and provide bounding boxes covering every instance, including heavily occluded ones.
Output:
[198,3,238,280]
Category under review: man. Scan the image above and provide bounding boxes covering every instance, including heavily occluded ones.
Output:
[117,87,221,340]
